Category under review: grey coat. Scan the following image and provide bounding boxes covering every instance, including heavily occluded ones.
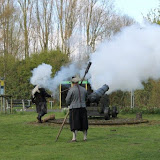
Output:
[65,84,87,109]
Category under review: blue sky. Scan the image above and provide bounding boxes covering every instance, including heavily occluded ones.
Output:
[114,0,159,23]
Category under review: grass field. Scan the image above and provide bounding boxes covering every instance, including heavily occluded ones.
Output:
[0,111,160,160]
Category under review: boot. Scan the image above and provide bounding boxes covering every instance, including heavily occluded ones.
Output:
[37,116,42,123]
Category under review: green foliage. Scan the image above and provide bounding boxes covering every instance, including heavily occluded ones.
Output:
[120,106,160,114]
[134,80,153,107]
[1,50,160,111]
[29,50,69,75]
[148,80,160,108]
[144,8,160,24]
[0,54,16,78]
[0,50,69,99]
[109,79,160,113]
[109,91,130,107]
[62,107,69,115]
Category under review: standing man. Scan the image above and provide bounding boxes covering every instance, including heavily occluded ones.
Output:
[31,85,52,123]
[65,76,88,142]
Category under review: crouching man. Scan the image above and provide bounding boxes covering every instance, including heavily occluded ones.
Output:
[65,76,88,142]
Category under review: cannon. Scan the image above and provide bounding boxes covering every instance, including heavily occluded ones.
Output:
[59,82,118,120]
[87,84,119,120]
[88,84,109,103]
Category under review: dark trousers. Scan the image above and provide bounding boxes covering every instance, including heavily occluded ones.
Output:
[36,102,47,119]
[69,108,88,131]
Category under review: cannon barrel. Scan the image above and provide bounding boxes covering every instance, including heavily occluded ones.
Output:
[88,84,109,103]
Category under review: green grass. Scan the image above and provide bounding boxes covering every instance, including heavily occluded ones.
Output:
[0,112,160,160]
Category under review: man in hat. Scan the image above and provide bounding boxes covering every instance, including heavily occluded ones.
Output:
[31,85,52,123]
[65,76,88,142]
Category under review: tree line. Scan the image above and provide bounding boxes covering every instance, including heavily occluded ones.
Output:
[0,0,134,58]
[0,0,160,110]
[0,0,134,97]
[0,50,69,99]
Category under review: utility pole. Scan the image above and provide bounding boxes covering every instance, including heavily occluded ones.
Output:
[131,90,134,108]
[0,77,5,112]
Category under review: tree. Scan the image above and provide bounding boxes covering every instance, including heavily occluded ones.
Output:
[79,0,135,53]
[4,50,69,99]
[55,0,80,55]
[148,80,160,108]
[144,8,160,24]
[35,0,54,51]
[18,0,33,58]
[0,0,18,79]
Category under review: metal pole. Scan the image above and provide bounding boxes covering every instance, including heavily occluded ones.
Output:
[59,84,61,109]
[133,91,134,108]
[22,99,25,111]
[0,96,2,113]
[4,97,6,114]
[131,90,134,108]
[131,91,132,108]
[11,97,13,114]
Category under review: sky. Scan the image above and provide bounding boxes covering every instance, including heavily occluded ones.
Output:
[114,0,159,23]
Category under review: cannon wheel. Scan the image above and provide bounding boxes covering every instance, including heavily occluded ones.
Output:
[104,107,110,120]
[98,94,110,113]
[112,106,118,118]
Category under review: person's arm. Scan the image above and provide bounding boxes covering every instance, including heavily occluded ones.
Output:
[65,90,72,106]
[45,92,52,98]
[31,95,36,103]
[41,88,51,98]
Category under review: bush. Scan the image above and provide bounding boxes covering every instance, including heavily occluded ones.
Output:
[62,107,69,115]
[120,106,160,114]
[3,50,69,99]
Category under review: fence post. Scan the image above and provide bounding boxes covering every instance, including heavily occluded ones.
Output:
[11,97,13,113]
[22,100,25,111]
[49,101,54,109]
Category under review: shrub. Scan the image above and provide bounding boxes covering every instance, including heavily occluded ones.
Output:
[120,106,160,114]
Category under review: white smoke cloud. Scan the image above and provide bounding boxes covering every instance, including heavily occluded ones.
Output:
[30,63,52,88]
[89,23,160,93]
[30,23,160,95]
[30,62,86,95]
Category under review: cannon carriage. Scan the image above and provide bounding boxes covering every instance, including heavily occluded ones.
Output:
[87,84,118,120]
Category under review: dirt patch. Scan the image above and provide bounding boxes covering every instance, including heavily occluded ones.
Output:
[28,118,160,126]
[43,117,149,125]
[147,120,160,125]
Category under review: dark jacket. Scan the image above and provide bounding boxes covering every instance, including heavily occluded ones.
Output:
[32,88,51,105]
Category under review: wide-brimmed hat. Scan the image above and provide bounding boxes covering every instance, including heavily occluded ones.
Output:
[32,85,40,97]
[71,76,81,83]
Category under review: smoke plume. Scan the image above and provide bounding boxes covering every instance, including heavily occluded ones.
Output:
[30,63,52,88]
[89,23,160,93]
[30,23,160,95]
[30,63,87,95]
